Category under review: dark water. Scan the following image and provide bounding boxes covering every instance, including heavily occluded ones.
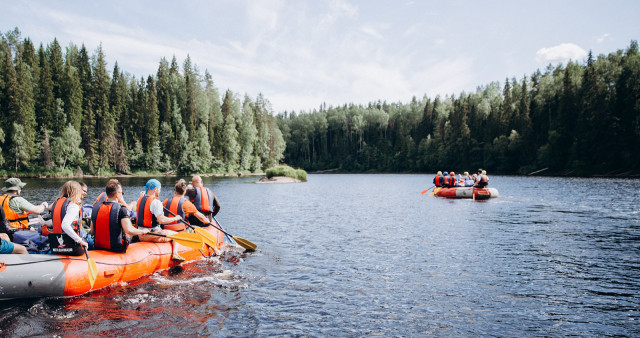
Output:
[1,174,639,336]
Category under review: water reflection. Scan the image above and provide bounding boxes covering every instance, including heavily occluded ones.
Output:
[1,174,639,336]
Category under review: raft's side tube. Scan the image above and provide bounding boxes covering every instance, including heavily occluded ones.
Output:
[0,255,66,300]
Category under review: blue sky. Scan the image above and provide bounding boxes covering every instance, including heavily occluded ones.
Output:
[1,0,638,113]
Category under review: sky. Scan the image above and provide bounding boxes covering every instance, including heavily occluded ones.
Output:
[1,0,639,113]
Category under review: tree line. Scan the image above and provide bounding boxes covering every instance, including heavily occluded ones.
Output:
[0,28,285,175]
[277,41,640,176]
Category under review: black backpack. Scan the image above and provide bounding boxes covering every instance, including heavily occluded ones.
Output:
[0,207,10,240]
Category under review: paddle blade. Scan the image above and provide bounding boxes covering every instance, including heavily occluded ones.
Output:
[86,250,98,288]
[169,232,204,249]
[429,187,441,196]
[233,236,257,251]
[193,227,219,249]
[420,189,429,195]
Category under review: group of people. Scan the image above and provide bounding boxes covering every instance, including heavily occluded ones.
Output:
[0,175,221,261]
[432,168,489,188]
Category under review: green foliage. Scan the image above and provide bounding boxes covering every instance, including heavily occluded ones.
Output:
[0,30,287,176]
[50,124,84,171]
[0,127,4,166]
[265,165,308,181]
[278,42,640,176]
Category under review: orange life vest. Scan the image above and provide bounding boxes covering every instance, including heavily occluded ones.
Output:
[136,196,159,228]
[0,194,29,229]
[162,196,186,231]
[51,197,81,234]
[92,192,108,207]
[92,201,129,252]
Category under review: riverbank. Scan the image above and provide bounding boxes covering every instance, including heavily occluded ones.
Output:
[256,176,300,184]
[0,171,266,179]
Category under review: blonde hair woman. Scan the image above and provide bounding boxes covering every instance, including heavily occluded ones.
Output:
[50,180,88,249]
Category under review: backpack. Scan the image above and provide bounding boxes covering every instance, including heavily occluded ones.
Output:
[0,207,9,240]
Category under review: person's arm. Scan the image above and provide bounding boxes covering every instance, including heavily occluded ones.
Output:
[0,233,9,241]
[211,194,221,216]
[19,198,48,215]
[194,211,210,225]
[151,200,180,225]
[121,218,149,236]
[60,203,87,247]
[182,201,208,225]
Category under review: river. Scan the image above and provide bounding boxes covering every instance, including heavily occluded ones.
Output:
[0,174,638,336]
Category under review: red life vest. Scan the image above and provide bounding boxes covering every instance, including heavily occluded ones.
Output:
[480,175,488,183]
[51,197,81,234]
[92,201,128,252]
[0,194,29,229]
[192,187,213,214]
[92,192,108,207]
[163,196,186,231]
[434,176,443,187]
[136,196,159,228]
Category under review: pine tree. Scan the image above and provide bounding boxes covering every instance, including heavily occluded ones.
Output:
[145,75,160,149]
[92,44,113,169]
[15,57,37,159]
[221,90,240,172]
[11,123,28,172]
[62,54,83,132]
[78,44,97,172]
[35,44,54,131]
[48,38,64,99]
[183,55,197,134]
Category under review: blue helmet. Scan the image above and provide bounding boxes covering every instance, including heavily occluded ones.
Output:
[443,172,449,176]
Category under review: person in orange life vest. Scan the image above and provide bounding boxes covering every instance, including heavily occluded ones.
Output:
[92,179,139,211]
[0,206,28,254]
[91,179,149,252]
[163,179,210,231]
[136,179,186,262]
[186,175,220,226]
[49,180,89,249]
[0,178,49,233]
[92,191,107,207]
[433,171,444,187]
[447,172,457,188]
[474,169,489,188]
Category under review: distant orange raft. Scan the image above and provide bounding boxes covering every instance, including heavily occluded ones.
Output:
[432,187,499,200]
[0,225,224,300]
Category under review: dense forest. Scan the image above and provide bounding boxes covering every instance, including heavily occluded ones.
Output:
[0,28,285,176]
[278,42,640,176]
[1,27,639,177]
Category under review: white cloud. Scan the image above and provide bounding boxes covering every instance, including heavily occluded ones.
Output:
[597,33,610,43]
[535,43,587,65]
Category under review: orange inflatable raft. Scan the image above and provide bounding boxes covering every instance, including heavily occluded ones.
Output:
[0,225,224,300]
[432,187,499,200]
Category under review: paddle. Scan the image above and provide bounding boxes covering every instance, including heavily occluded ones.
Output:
[85,248,97,288]
[145,231,203,250]
[421,186,435,195]
[162,207,220,250]
[429,187,442,196]
[211,215,257,252]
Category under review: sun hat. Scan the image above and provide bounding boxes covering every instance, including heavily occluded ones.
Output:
[2,178,26,192]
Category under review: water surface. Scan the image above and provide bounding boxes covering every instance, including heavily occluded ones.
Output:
[1,174,638,336]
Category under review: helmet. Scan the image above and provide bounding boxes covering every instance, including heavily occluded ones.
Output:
[482,170,487,175]
[450,172,455,176]
[443,172,449,176]
[437,171,442,176]
[464,171,469,176]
